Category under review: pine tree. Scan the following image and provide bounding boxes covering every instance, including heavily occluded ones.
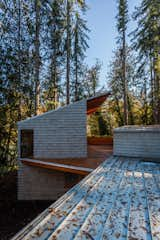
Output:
[107,48,137,126]
[0,0,90,166]
[34,0,41,115]
[72,12,89,101]
[132,0,160,123]
[82,60,101,97]
[43,0,65,110]
[65,0,72,104]
[116,0,129,125]
[65,0,87,104]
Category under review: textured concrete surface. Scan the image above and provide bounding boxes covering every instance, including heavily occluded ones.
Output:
[114,126,160,159]
[18,161,68,200]
[18,100,87,159]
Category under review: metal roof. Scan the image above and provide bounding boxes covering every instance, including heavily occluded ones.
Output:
[87,92,110,115]
[12,156,160,240]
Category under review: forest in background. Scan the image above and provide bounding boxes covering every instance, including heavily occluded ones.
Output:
[0,0,160,168]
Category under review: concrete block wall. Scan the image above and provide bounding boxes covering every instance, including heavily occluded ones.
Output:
[114,126,160,159]
[18,161,69,200]
[18,100,87,159]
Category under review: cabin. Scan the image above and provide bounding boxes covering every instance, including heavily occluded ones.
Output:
[13,125,160,240]
[17,92,113,200]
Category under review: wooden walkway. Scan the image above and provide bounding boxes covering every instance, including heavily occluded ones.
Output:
[12,156,160,240]
[21,145,113,175]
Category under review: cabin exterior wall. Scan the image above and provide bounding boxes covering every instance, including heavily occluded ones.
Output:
[17,100,87,200]
[18,100,87,159]
[18,161,68,200]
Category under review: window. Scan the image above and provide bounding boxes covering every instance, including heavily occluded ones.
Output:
[20,130,33,158]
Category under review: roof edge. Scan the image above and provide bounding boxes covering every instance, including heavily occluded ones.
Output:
[17,99,86,125]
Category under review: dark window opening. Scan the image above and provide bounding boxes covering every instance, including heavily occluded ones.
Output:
[20,130,33,158]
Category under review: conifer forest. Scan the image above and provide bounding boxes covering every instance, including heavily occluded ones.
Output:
[0,0,160,168]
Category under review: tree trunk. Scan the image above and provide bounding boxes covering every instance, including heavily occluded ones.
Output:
[34,0,40,115]
[66,0,71,105]
[2,109,12,165]
[150,55,154,123]
[74,28,78,101]
[128,96,134,125]
[154,72,160,124]
[115,96,124,126]
[144,78,148,125]
[122,29,128,125]
[18,0,22,121]
[52,50,58,109]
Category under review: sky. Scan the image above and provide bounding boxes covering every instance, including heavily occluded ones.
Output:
[85,0,141,87]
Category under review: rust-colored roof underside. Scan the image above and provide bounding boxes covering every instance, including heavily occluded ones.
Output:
[87,92,110,115]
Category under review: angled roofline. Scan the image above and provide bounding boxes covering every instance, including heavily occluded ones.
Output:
[86,91,111,102]
[87,91,111,115]
[17,99,86,125]
[17,91,111,125]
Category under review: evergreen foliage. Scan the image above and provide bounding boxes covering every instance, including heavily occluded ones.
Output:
[116,0,129,124]
[0,0,90,167]
[1,0,160,168]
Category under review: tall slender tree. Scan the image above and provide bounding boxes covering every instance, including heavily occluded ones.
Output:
[116,0,129,125]
[132,0,160,123]
[34,0,41,115]
[65,0,87,104]
[82,60,101,97]
[43,0,65,110]
[0,0,90,167]
[73,12,89,101]
[107,47,137,126]
[17,0,22,120]
[66,0,72,104]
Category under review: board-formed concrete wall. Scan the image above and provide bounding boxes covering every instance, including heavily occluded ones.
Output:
[114,126,160,159]
[18,161,68,200]
[18,100,87,159]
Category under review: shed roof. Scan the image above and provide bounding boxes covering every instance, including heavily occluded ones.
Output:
[87,91,110,114]
[12,156,160,240]
[18,92,110,124]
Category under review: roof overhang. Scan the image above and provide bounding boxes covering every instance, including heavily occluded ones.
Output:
[87,92,111,115]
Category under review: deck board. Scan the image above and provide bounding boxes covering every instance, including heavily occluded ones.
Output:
[12,157,160,240]
[21,145,113,175]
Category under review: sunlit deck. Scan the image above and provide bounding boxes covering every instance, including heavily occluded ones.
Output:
[21,144,113,175]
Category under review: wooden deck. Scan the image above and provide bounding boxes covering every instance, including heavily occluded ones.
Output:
[12,156,160,240]
[21,145,113,175]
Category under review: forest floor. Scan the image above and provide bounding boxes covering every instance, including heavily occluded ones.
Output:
[0,170,52,240]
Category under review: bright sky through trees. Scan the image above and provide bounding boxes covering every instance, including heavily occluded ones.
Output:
[85,0,141,86]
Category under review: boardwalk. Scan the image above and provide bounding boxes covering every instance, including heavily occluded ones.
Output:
[12,156,160,240]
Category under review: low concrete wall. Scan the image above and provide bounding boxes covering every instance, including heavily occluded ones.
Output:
[113,126,160,159]
[18,162,84,200]
[18,161,68,200]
